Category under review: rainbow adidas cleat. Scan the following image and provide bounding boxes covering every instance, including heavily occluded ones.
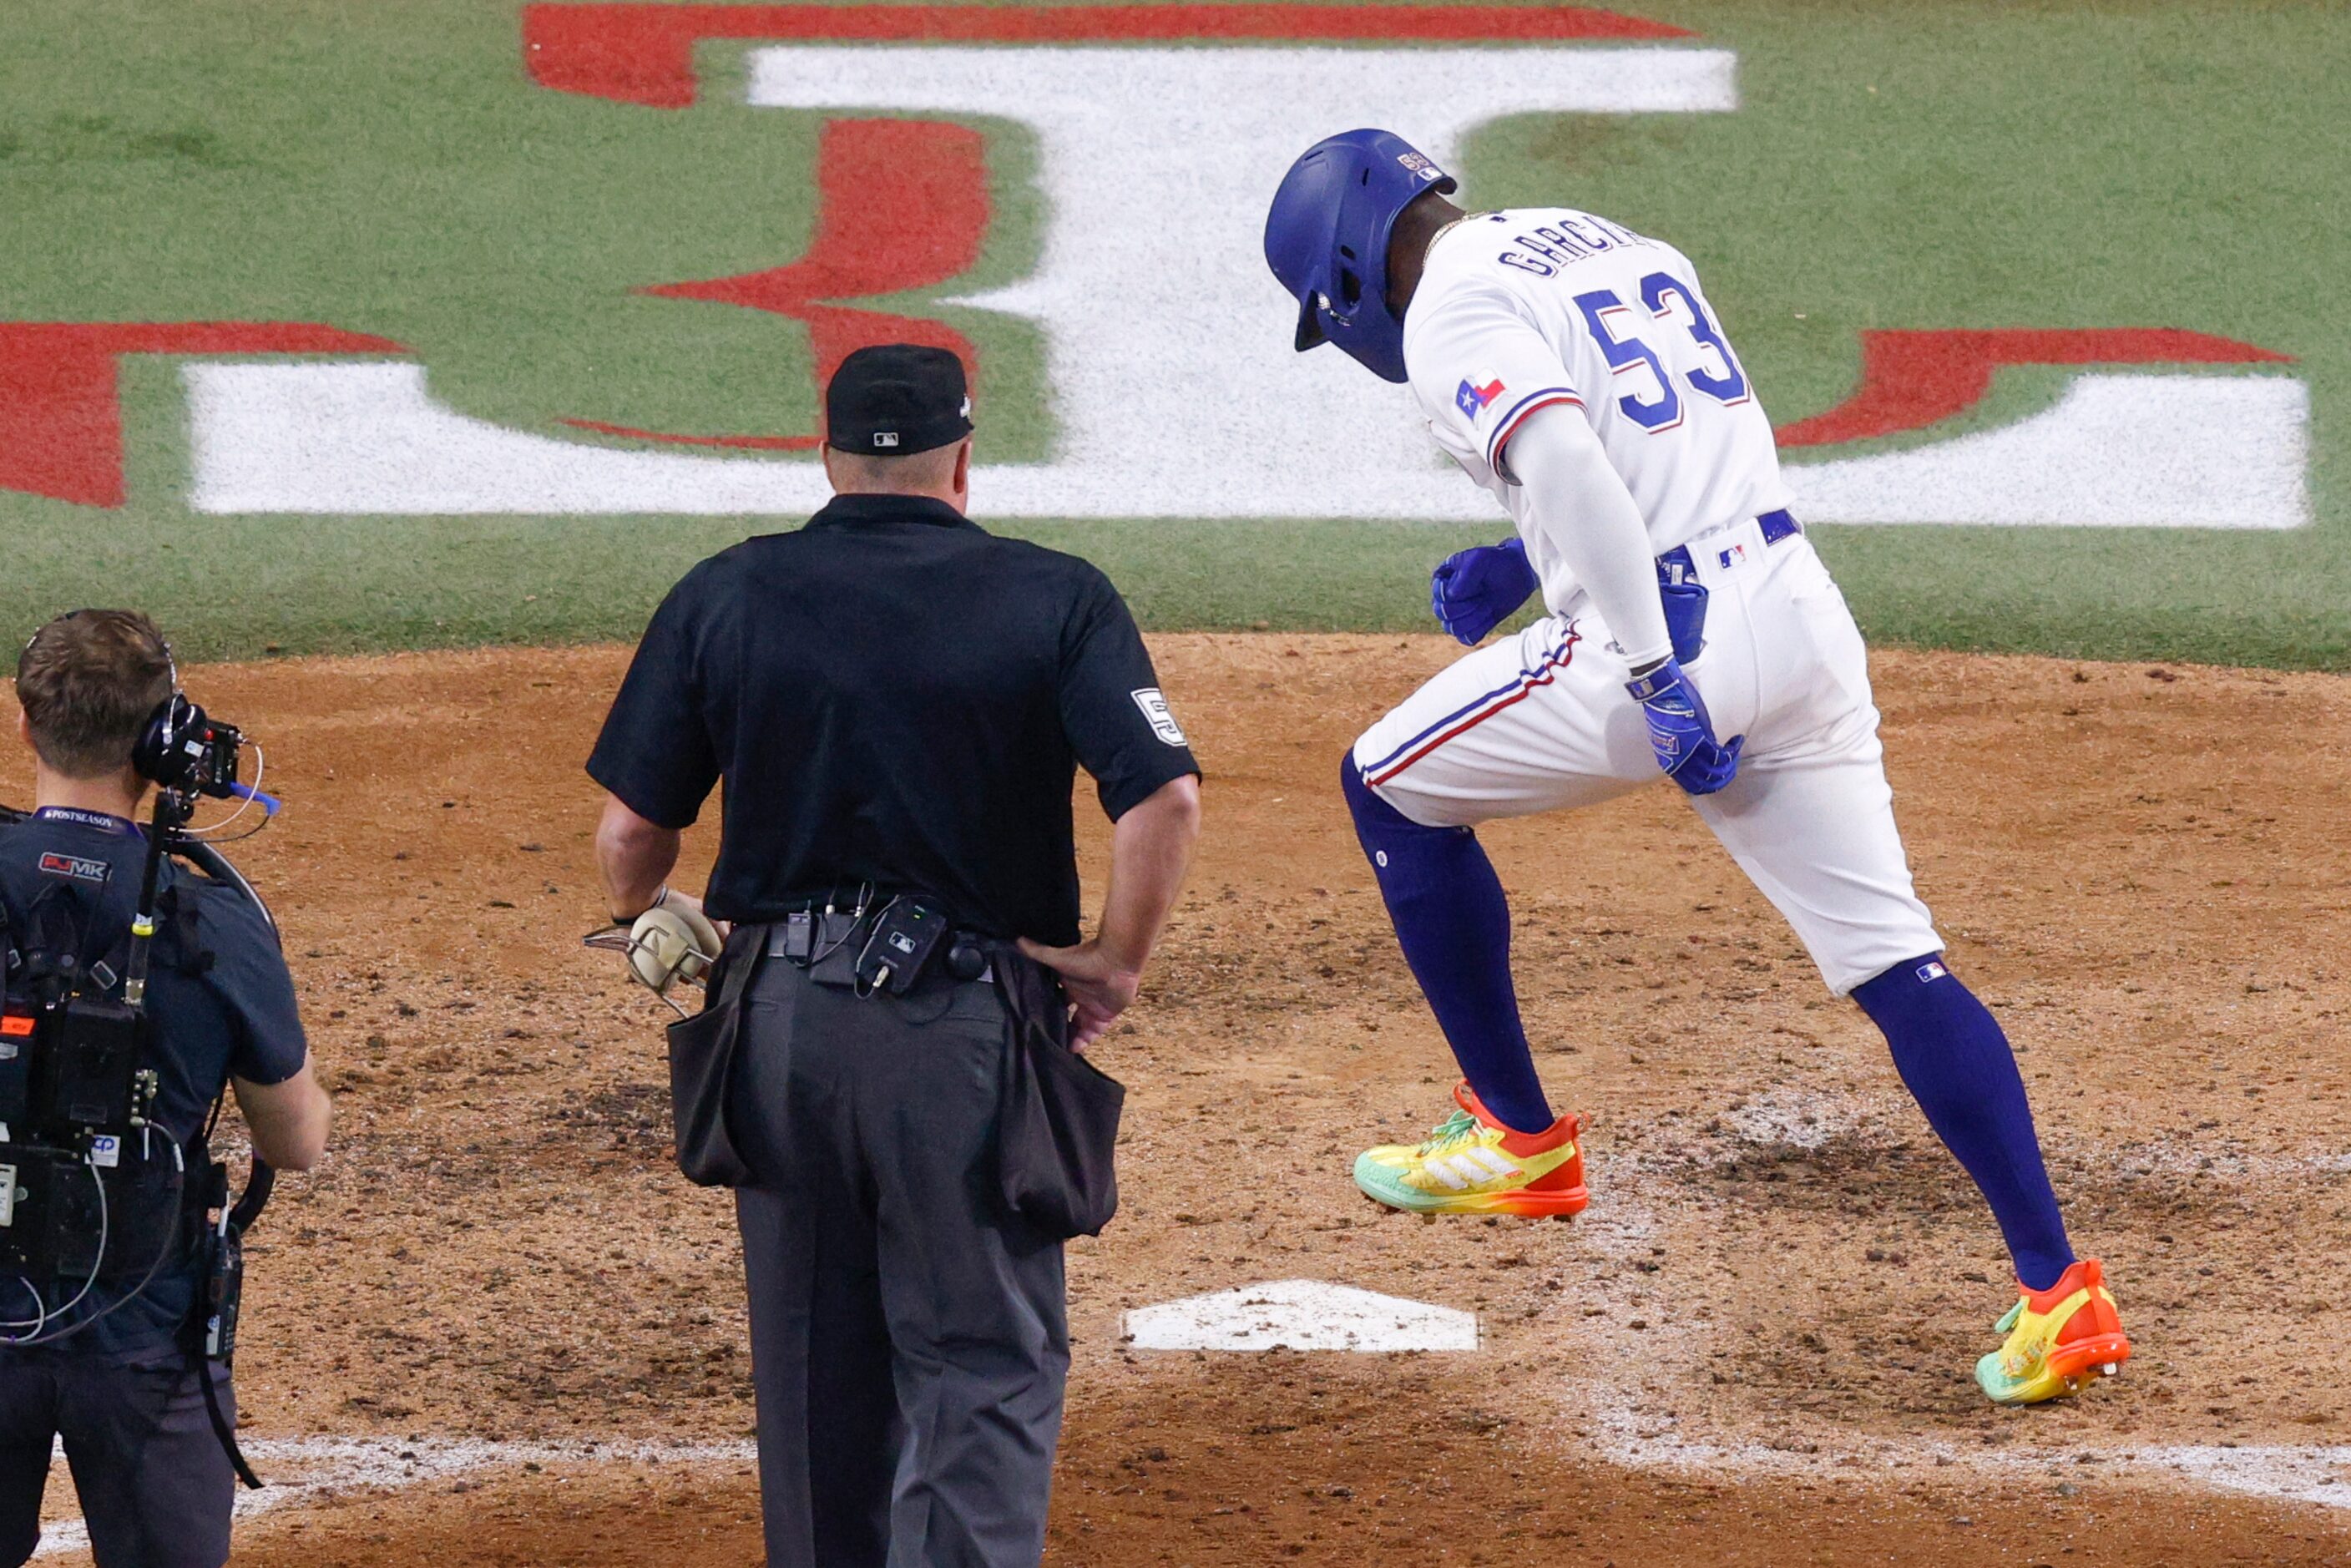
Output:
[1976,1257,2132,1404]
[1352,1081,1588,1217]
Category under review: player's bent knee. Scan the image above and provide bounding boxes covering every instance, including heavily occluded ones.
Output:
[1852,953,1970,1020]
[1342,749,1471,864]
[1342,748,1425,833]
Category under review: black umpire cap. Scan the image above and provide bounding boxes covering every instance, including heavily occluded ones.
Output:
[825,344,973,457]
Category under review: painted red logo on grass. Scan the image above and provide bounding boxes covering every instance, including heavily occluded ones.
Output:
[564,118,988,451]
[0,322,404,507]
[1776,328,2293,448]
[0,10,2301,511]
[521,3,1694,109]
[529,3,1695,448]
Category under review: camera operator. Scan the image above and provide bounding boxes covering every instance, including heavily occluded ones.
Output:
[0,610,330,1568]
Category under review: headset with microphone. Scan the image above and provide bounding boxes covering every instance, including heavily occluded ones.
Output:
[129,644,278,817]
[22,611,277,816]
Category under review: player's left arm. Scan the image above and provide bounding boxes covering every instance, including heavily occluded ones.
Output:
[1507,405,1740,792]
[1410,292,1560,643]
[1409,287,1671,661]
[1499,402,1671,668]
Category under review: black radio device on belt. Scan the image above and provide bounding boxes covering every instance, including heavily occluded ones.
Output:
[781,893,981,994]
[855,899,949,995]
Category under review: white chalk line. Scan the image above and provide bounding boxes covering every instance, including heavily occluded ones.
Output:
[1624,1083,2351,1184]
[26,1406,2350,1559]
[1542,1178,2351,1517]
[28,1109,2349,1555]
[1713,1085,1882,1151]
[29,1438,757,1559]
[1580,1385,2351,1514]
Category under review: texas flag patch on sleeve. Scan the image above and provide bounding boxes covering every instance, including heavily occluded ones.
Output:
[1454,376,1505,420]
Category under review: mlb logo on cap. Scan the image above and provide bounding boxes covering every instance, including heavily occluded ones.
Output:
[826,344,975,457]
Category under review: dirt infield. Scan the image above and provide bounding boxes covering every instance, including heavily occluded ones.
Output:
[13,635,2349,1565]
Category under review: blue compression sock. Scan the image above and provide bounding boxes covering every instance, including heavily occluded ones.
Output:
[1853,957,2075,1292]
[1341,753,1556,1135]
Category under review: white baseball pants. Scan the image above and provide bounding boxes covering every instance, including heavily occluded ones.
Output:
[1353,518,1940,994]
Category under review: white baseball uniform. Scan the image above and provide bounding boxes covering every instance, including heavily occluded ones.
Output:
[1352,208,1939,994]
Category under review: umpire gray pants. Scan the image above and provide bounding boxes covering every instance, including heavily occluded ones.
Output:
[730,953,1069,1568]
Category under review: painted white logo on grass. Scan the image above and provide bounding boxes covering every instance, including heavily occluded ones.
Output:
[1124,1279,1479,1352]
[184,362,2312,529]
[187,42,1736,521]
[172,35,2309,528]
[1789,375,2308,529]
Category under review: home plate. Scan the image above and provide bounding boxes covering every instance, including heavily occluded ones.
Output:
[1123,1279,1479,1352]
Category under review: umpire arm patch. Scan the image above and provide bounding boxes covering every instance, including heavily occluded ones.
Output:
[1130,688,1188,746]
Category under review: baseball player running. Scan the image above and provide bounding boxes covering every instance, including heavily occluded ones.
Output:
[1262,129,2129,1405]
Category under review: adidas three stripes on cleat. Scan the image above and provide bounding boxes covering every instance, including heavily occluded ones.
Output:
[1352,1080,1588,1216]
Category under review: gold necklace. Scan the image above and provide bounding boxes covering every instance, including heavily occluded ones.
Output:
[1425,210,1493,260]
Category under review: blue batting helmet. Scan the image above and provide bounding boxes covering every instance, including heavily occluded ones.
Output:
[1263,129,1457,384]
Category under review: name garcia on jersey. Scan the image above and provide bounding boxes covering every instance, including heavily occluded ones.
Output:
[1490,213,1657,278]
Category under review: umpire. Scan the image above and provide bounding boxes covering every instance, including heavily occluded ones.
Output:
[587,345,1201,1567]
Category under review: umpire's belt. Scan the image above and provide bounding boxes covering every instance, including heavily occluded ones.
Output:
[1656,508,1801,586]
[761,905,994,986]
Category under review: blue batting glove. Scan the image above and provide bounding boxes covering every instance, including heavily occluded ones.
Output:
[1430,536,1539,645]
[1625,656,1743,795]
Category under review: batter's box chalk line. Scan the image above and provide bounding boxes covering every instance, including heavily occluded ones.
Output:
[1576,1382,2351,1514]
[1548,1181,2351,1516]
[1122,1277,1482,1353]
[26,1405,2351,1557]
[29,1437,759,1560]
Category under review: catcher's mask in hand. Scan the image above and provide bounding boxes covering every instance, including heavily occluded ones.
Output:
[584,903,722,1017]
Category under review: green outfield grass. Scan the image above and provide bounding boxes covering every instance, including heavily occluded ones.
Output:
[1,0,2345,666]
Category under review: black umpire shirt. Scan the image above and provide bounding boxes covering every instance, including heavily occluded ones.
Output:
[586,494,1200,946]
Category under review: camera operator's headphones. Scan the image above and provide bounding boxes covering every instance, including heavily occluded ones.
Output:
[133,685,206,792]
[23,610,205,791]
